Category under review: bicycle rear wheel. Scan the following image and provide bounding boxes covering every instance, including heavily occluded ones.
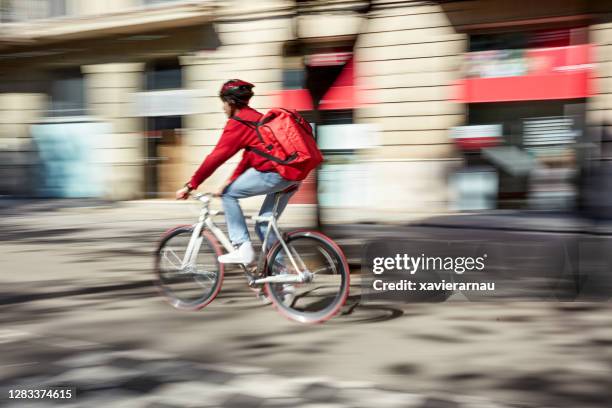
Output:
[154,226,224,310]
[264,231,350,323]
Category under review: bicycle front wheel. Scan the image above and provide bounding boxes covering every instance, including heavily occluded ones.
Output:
[154,226,224,310]
[264,231,350,323]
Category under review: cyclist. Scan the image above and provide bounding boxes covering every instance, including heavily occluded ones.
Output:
[176,79,299,265]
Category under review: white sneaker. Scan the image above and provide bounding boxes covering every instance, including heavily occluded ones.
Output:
[277,266,296,306]
[218,241,255,265]
[254,288,272,305]
[281,284,296,306]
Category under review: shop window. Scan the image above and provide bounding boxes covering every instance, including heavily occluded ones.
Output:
[468,100,583,146]
[463,100,585,210]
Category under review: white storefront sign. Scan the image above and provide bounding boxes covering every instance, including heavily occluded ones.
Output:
[133,89,202,117]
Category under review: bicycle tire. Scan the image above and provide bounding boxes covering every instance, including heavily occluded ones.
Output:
[154,225,225,311]
[264,230,350,323]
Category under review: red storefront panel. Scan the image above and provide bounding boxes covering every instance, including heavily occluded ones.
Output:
[289,172,317,204]
[456,44,595,103]
[278,89,314,111]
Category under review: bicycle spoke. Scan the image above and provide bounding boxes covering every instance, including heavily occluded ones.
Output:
[194,270,217,280]
[289,245,308,272]
[161,248,183,270]
[309,275,341,284]
[310,265,337,275]
[313,246,336,274]
[194,271,217,288]
[198,270,216,277]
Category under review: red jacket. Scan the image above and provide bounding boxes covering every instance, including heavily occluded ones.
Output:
[189,106,276,189]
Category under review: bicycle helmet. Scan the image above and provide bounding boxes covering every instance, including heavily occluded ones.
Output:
[219,79,254,107]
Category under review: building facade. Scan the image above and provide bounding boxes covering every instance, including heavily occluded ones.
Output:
[0,0,611,223]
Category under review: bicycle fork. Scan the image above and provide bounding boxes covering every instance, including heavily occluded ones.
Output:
[181,221,205,270]
[180,216,234,271]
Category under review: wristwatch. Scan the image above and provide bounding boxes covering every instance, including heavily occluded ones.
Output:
[184,182,194,192]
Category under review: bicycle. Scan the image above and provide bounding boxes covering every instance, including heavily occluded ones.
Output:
[153,185,350,324]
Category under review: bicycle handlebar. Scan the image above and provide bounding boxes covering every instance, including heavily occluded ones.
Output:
[191,191,224,203]
[192,192,212,202]
[190,192,224,216]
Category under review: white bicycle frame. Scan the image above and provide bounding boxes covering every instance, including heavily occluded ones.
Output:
[180,193,307,285]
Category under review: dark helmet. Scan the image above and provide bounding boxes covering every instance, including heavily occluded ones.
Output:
[219,79,254,107]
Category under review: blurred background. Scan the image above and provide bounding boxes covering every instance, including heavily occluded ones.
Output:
[0,0,609,224]
[3,2,612,408]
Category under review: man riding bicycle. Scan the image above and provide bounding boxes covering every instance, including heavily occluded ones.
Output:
[176,79,299,265]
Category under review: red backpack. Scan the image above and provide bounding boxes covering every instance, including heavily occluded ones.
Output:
[231,108,323,181]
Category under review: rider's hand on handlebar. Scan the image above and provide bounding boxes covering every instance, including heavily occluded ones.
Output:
[176,186,191,200]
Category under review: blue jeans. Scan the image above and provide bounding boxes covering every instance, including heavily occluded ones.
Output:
[222,168,298,248]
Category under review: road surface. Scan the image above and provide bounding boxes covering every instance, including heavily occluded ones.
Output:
[1,200,612,407]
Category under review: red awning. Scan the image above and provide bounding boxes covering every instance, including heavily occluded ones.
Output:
[319,57,356,110]
[278,89,314,111]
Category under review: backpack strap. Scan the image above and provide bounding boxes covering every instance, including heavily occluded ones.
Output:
[229,115,257,128]
[230,115,274,150]
[231,114,275,126]
[245,146,298,164]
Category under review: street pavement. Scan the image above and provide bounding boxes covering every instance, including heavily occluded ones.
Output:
[0,327,507,408]
[2,199,612,407]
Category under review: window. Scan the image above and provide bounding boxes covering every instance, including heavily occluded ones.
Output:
[48,68,86,116]
[0,0,66,22]
[282,69,305,90]
[145,59,182,91]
